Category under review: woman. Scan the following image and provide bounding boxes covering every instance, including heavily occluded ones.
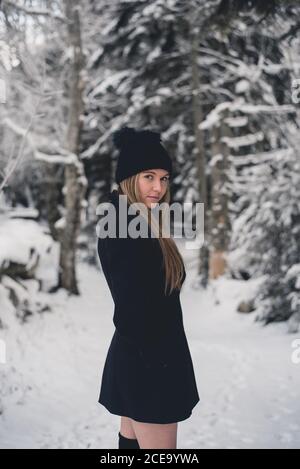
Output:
[97,126,200,449]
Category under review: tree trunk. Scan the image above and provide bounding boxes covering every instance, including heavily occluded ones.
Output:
[44,163,62,241]
[57,0,87,295]
[190,25,209,288]
[209,109,231,279]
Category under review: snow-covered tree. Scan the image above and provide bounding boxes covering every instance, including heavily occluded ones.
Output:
[0,0,88,295]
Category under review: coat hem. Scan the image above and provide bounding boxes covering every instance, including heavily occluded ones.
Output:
[98,397,200,425]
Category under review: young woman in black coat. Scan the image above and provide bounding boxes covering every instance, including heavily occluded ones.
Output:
[96,126,200,449]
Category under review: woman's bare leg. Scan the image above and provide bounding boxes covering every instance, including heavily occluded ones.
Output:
[120,416,137,439]
[131,419,178,449]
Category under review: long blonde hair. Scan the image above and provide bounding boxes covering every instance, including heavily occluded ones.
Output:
[118,174,185,296]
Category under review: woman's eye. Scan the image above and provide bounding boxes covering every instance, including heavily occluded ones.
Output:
[145,175,169,182]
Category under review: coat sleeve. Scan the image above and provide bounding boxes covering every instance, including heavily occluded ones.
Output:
[99,234,170,367]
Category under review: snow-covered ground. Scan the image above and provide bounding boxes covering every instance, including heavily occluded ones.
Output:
[0,236,300,449]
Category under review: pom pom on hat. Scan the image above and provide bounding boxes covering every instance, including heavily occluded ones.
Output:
[112,126,137,150]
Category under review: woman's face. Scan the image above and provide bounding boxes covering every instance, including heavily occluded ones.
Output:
[137,168,170,208]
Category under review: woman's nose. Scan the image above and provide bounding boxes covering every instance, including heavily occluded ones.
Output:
[152,180,162,192]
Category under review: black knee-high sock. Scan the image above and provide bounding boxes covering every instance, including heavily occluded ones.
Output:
[118,431,140,449]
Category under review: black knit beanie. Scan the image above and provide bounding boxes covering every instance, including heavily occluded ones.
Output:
[112,126,173,184]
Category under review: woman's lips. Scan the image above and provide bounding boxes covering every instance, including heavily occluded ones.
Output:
[147,196,159,200]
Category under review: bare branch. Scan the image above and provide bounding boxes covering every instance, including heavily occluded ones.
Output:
[2,117,78,166]
[0,106,41,193]
[2,0,68,23]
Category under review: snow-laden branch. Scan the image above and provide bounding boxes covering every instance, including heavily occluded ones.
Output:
[81,119,125,159]
[199,98,296,130]
[35,151,78,165]
[229,148,294,167]
[240,104,295,114]
[224,116,248,127]
[81,129,110,159]
[222,131,264,149]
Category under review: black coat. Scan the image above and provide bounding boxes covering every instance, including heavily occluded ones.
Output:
[97,189,200,424]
